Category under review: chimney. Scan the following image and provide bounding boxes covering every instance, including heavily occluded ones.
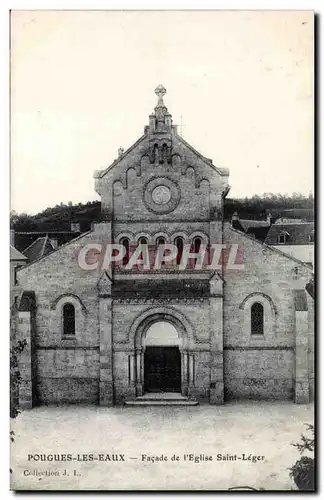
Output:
[118,147,124,157]
[10,229,15,247]
[51,238,58,250]
[231,212,239,225]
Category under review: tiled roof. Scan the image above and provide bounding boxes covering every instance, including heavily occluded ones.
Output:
[264,222,314,245]
[239,219,270,231]
[10,245,27,261]
[23,236,56,263]
[232,219,271,242]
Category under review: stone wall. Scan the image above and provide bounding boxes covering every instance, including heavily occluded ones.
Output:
[112,300,212,403]
[223,225,314,401]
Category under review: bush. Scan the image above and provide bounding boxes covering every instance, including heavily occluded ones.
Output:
[289,424,315,491]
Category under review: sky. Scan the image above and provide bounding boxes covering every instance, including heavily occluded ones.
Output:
[10,10,314,215]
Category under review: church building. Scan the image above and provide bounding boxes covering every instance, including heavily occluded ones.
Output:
[14,86,314,407]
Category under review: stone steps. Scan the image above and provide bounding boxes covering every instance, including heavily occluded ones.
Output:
[125,399,198,406]
[125,393,199,406]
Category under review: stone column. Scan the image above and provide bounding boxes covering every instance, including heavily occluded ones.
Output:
[294,290,310,404]
[209,283,224,404]
[17,291,36,410]
[98,272,114,406]
[181,350,189,396]
[135,349,144,396]
[99,296,113,405]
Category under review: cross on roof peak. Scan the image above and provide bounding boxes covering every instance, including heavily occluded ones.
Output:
[154,84,167,108]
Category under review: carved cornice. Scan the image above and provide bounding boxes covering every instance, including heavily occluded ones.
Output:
[113,297,210,305]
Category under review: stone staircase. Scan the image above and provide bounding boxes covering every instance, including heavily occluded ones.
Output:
[125,392,198,406]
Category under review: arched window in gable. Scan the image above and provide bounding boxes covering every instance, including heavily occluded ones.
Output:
[251,302,264,335]
[120,237,130,266]
[191,237,202,253]
[162,144,168,163]
[156,236,166,247]
[63,303,75,336]
[139,237,148,247]
[175,237,184,265]
[156,236,166,266]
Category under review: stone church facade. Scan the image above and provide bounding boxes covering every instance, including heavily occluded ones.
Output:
[14,86,314,407]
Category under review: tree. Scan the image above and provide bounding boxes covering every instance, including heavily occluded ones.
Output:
[10,339,27,419]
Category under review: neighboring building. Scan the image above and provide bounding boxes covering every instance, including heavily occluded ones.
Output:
[10,230,28,304]
[231,212,272,242]
[22,235,58,264]
[10,245,27,307]
[264,221,314,267]
[10,245,27,287]
[14,86,314,408]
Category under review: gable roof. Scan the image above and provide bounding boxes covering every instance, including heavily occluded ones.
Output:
[265,222,314,245]
[232,218,271,242]
[23,236,56,263]
[10,245,28,261]
[176,134,229,177]
[93,134,146,179]
[239,219,270,231]
[94,130,230,180]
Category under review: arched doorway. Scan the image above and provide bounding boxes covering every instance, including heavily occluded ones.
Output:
[130,309,192,397]
[143,321,181,393]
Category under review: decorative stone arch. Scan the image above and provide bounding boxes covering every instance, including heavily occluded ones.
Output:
[185,166,196,181]
[126,167,137,187]
[134,232,154,245]
[198,178,210,188]
[140,155,150,169]
[172,153,182,166]
[171,231,189,244]
[130,307,193,348]
[113,180,124,197]
[189,231,209,245]
[239,292,278,316]
[115,232,135,244]
[51,293,86,312]
[51,294,86,338]
[128,306,195,397]
[239,292,277,340]
[153,231,170,245]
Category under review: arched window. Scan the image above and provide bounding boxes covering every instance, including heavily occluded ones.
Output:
[192,237,202,253]
[278,231,289,244]
[251,302,264,335]
[156,236,165,247]
[63,303,75,336]
[156,237,166,266]
[309,230,314,243]
[162,144,168,163]
[139,237,148,246]
[153,144,159,163]
[175,237,184,265]
[120,237,130,266]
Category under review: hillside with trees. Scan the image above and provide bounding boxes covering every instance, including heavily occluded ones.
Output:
[10,193,314,235]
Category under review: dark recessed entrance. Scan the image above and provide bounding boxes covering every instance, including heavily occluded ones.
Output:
[144,346,181,392]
